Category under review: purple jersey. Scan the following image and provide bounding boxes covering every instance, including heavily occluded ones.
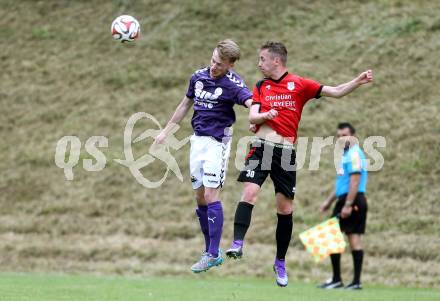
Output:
[186,67,252,141]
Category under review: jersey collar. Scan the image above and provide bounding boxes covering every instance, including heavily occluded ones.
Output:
[268,71,288,83]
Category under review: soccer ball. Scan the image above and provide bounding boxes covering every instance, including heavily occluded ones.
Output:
[111,15,140,42]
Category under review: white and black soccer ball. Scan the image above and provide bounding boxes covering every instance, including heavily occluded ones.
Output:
[111,15,140,42]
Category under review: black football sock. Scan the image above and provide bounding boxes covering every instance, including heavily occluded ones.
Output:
[233,202,254,241]
[352,250,364,284]
[330,253,342,282]
[275,212,293,260]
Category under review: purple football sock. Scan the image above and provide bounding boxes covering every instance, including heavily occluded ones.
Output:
[207,201,223,257]
[195,205,209,252]
[232,240,244,248]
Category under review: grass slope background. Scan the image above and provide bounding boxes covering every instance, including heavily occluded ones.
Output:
[1,0,439,287]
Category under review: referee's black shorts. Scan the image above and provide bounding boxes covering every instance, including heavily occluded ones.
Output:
[237,138,296,199]
[332,193,368,234]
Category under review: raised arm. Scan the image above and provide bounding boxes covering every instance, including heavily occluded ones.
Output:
[154,96,193,144]
[321,70,373,98]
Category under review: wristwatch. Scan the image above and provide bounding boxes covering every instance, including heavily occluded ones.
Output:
[344,200,354,208]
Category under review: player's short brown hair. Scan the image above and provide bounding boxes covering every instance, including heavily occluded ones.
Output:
[261,41,288,66]
[216,39,241,63]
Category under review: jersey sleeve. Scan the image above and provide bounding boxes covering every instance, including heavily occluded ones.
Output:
[302,77,323,101]
[185,74,196,99]
[251,85,261,105]
[234,85,253,106]
[346,150,363,174]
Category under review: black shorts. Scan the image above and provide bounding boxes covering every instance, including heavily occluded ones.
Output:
[237,138,296,199]
[332,193,368,234]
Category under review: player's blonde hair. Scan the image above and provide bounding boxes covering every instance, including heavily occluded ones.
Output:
[216,39,241,63]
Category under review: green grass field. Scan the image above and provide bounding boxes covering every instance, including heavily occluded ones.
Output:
[1,273,438,301]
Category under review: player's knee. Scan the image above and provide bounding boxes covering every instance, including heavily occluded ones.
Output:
[203,193,215,203]
[195,188,207,205]
[349,242,362,251]
[195,194,206,205]
[352,241,362,250]
[203,189,219,203]
[241,188,258,204]
[277,200,294,215]
[347,234,362,250]
[277,205,293,215]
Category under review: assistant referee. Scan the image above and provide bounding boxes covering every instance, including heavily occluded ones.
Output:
[319,122,368,290]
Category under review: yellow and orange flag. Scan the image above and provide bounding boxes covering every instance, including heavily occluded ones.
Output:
[299,217,346,262]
